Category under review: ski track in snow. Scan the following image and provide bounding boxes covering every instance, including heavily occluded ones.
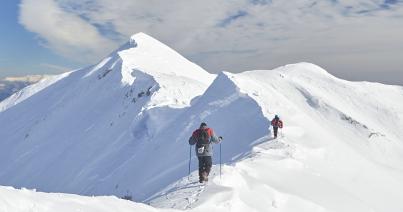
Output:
[146,136,290,210]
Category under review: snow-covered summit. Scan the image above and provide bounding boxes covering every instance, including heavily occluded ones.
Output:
[85,32,213,85]
[126,32,212,81]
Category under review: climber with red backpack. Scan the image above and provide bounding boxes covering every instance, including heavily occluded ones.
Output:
[188,122,222,183]
[271,115,283,139]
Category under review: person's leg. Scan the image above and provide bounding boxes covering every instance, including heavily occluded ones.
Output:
[273,127,278,138]
[198,157,205,182]
[205,156,212,179]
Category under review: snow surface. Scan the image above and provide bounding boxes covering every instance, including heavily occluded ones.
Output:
[0,33,403,212]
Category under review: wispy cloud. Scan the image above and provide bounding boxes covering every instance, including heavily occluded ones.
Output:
[19,0,118,63]
[18,0,403,84]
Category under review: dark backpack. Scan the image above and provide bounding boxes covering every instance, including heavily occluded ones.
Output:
[197,128,210,145]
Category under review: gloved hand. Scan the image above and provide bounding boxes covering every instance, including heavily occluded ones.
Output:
[219,136,223,141]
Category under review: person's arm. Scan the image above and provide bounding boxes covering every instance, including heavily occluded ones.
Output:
[188,131,197,145]
[210,129,222,144]
[189,136,196,145]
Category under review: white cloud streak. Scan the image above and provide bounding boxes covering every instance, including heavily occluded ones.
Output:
[19,0,403,84]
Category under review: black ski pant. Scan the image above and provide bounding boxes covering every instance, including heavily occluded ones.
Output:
[273,127,278,137]
[198,156,212,177]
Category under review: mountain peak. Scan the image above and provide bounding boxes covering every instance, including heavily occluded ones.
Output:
[129,32,158,45]
[83,32,214,88]
[117,33,214,85]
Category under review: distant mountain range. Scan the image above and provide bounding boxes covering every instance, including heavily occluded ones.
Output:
[0,75,47,101]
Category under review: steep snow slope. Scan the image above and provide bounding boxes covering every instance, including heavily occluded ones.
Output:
[0,33,218,200]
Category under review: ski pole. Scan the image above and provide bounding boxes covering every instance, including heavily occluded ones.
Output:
[188,145,191,180]
[220,143,222,179]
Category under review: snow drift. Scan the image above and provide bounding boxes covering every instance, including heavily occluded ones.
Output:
[0,33,403,212]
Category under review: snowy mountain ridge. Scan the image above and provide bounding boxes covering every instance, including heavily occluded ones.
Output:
[0,33,402,212]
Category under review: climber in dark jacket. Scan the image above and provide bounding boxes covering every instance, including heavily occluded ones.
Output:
[189,122,222,183]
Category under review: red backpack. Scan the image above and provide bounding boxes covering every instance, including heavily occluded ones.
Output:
[271,119,283,128]
[195,128,212,145]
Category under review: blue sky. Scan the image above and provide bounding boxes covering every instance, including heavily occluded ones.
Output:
[1,0,403,85]
[0,0,84,79]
